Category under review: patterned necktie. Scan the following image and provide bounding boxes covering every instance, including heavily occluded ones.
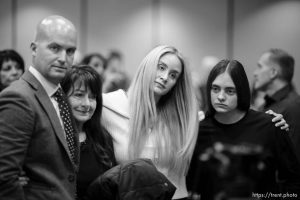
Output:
[53,87,77,164]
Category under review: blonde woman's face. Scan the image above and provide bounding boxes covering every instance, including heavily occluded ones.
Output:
[153,53,182,101]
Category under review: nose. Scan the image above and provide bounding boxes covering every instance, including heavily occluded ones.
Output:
[81,95,91,108]
[217,90,226,101]
[160,71,168,82]
[11,67,18,75]
[58,50,66,65]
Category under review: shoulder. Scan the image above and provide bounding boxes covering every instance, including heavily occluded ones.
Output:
[0,78,33,104]
[102,89,129,117]
[246,110,286,137]
[103,89,127,107]
[245,109,275,126]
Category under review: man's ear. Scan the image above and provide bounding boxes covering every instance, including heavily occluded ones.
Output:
[270,67,278,80]
[30,42,37,56]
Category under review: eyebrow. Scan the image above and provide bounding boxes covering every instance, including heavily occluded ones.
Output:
[159,61,181,74]
[212,83,235,89]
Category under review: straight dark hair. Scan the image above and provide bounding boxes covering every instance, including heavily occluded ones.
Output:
[61,65,114,168]
[206,59,250,116]
[0,49,25,72]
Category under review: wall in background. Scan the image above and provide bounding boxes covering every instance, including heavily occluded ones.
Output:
[233,0,300,91]
[0,0,300,90]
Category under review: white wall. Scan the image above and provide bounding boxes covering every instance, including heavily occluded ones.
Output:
[233,0,300,92]
[159,0,227,72]
[0,0,13,49]
[1,0,300,90]
[86,0,153,78]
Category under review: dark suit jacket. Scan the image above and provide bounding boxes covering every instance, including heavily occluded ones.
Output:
[0,70,79,200]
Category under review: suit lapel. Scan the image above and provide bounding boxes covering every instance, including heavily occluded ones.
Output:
[22,71,79,169]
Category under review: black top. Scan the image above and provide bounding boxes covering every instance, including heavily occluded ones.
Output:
[86,159,176,200]
[264,84,300,161]
[187,109,300,199]
[77,138,116,200]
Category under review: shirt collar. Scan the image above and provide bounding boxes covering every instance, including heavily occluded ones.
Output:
[268,84,291,102]
[264,84,291,108]
[29,66,60,97]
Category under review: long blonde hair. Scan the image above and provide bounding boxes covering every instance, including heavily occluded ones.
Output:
[127,45,198,176]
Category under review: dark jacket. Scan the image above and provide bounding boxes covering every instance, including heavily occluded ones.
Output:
[0,71,79,200]
[86,158,176,200]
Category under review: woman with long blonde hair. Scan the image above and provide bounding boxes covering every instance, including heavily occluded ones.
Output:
[102,45,198,199]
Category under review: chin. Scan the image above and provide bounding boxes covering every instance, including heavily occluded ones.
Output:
[214,108,228,113]
[75,116,90,124]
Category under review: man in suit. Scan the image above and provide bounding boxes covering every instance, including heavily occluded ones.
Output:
[0,15,79,200]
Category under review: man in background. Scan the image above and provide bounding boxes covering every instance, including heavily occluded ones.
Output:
[253,48,300,161]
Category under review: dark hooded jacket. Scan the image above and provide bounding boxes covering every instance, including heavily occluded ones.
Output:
[86,158,176,200]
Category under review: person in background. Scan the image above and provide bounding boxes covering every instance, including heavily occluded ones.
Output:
[0,15,79,200]
[81,53,107,77]
[253,48,300,161]
[0,49,25,91]
[102,50,130,93]
[61,65,116,200]
[101,45,199,200]
[187,59,300,200]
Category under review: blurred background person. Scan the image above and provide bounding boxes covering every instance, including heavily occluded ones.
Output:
[253,48,300,161]
[102,50,130,93]
[61,65,116,200]
[81,53,107,78]
[0,49,25,92]
[250,82,266,111]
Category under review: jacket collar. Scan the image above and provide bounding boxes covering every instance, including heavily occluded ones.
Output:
[103,89,130,118]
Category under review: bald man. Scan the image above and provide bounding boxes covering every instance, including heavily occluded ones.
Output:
[0,15,79,200]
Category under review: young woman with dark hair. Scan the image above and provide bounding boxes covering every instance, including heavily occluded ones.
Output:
[61,65,116,200]
[187,59,300,200]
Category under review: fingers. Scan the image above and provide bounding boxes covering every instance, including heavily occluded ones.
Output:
[18,176,29,186]
[265,109,274,115]
[272,113,283,122]
[275,119,285,127]
[275,119,289,132]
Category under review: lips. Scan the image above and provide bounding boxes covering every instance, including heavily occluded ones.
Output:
[75,109,91,115]
[53,65,67,70]
[155,81,165,89]
[214,103,227,108]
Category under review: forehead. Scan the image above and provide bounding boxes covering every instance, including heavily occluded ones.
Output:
[213,72,235,87]
[258,52,272,66]
[37,27,77,48]
[159,53,182,74]
[2,59,18,66]
[73,80,88,90]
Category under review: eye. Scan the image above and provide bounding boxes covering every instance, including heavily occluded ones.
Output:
[158,63,166,71]
[73,92,84,98]
[169,73,177,80]
[66,48,76,56]
[88,94,97,100]
[49,44,61,53]
[211,86,220,93]
[15,64,22,70]
[2,65,12,71]
[226,88,236,95]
